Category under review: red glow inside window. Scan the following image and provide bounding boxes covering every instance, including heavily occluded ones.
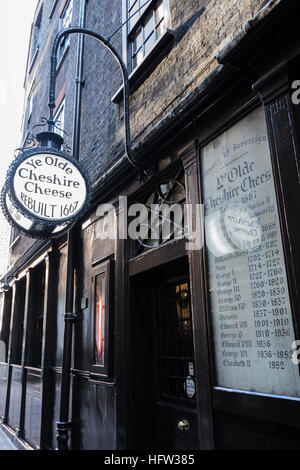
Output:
[94,274,105,366]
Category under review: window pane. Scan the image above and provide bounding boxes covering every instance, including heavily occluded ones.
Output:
[132,47,143,69]
[94,274,106,366]
[201,106,300,397]
[57,0,73,63]
[144,11,155,40]
[140,0,148,16]
[129,1,139,29]
[54,100,65,136]
[136,48,143,66]
[144,32,155,55]
[155,0,164,23]
[132,27,143,53]
[156,20,166,39]
[62,0,73,29]
[129,0,138,10]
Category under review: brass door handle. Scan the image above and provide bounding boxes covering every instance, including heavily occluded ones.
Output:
[177,419,190,431]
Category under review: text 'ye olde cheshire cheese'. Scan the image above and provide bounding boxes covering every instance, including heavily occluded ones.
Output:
[13,153,87,221]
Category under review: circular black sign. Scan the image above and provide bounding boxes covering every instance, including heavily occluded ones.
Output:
[1,147,91,239]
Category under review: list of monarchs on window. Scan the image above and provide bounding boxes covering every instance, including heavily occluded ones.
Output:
[57,0,73,65]
[127,0,169,72]
[201,106,300,397]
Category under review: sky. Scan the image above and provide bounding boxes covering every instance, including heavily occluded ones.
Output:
[0,0,38,276]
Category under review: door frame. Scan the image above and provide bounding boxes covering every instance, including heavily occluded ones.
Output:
[128,242,203,449]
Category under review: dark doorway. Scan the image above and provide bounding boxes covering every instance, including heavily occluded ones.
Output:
[130,257,199,449]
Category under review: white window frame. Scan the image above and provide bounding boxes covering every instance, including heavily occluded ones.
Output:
[124,0,170,73]
[23,84,34,138]
[56,0,73,66]
[54,98,65,137]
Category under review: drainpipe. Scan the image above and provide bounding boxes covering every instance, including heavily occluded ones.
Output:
[72,0,87,160]
[56,0,87,451]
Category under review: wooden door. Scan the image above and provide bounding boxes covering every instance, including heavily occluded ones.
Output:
[130,259,200,450]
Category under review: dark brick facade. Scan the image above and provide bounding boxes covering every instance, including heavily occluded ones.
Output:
[3,0,300,451]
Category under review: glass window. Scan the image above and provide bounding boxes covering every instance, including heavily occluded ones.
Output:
[57,0,73,65]
[127,0,168,72]
[24,87,34,134]
[201,106,300,397]
[91,260,113,376]
[54,98,65,136]
[94,273,106,366]
[10,278,26,365]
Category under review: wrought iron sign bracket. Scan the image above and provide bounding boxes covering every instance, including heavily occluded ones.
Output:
[48,27,156,179]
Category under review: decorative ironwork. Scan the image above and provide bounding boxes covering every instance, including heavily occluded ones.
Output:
[13,116,71,157]
[133,168,186,255]
[0,186,76,240]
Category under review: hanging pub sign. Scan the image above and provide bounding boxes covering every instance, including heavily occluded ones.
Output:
[1,145,91,239]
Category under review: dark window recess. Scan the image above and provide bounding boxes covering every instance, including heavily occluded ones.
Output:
[154,278,196,409]
[27,263,45,369]
[10,278,26,366]
[131,166,186,257]
[0,289,12,363]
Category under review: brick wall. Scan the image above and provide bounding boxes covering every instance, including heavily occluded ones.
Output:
[9,0,277,265]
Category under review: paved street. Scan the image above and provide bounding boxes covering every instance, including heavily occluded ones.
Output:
[0,427,18,450]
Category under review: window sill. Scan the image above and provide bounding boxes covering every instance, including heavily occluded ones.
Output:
[111,28,175,104]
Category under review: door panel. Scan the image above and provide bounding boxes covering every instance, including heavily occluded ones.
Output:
[153,275,198,448]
